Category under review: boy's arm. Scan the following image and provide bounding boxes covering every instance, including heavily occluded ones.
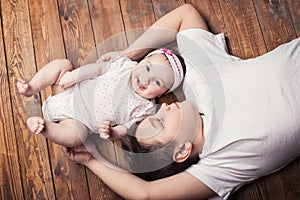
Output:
[63,145,215,200]
[59,61,107,88]
[121,4,208,60]
[86,159,215,199]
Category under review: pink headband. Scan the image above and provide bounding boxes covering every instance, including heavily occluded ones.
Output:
[146,48,184,92]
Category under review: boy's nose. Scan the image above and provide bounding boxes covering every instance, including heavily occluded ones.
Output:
[162,103,170,110]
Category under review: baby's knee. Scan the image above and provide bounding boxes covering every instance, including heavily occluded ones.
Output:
[54,59,74,71]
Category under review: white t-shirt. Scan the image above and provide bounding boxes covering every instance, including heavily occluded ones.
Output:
[177,29,300,199]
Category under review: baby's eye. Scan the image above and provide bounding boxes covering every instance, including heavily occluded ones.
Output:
[154,80,161,86]
[145,65,150,72]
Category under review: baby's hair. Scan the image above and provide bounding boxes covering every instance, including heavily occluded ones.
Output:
[120,133,199,181]
[139,48,186,75]
[146,49,186,96]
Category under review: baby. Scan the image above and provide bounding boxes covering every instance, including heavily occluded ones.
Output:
[17,48,184,147]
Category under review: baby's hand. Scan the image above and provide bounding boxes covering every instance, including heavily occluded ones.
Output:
[59,71,75,88]
[98,120,112,139]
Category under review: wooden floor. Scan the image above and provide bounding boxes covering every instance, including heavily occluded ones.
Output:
[1,0,300,199]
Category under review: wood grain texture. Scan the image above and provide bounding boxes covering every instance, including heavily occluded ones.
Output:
[0,6,24,199]
[287,0,300,37]
[254,0,296,51]
[152,0,185,19]
[1,0,300,199]
[188,0,225,34]
[88,0,127,55]
[1,0,55,199]
[28,1,92,200]
[218,0,267,58]
[119,0,156,45]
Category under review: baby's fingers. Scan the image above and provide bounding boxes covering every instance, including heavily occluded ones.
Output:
[101,120,111,125]
[99,123,110,130]
[99,132,110,139]
[98,127,109,133]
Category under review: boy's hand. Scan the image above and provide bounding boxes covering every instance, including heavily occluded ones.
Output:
[62,145,94,165]
[96,51,122,63]
[59,71,76,88]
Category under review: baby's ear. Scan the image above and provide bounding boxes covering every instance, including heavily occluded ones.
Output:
[173,142,192,163]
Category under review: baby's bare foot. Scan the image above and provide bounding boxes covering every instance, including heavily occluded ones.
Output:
[27,116,45,134]
[17,79,33,97]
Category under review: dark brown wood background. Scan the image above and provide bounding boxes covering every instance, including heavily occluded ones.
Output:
[0,0,299,199]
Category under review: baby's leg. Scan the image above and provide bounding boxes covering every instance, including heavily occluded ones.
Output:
[27,117,89,147]
[17,59,73,97]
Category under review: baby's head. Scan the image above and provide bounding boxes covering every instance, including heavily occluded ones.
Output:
[130,48,184,99]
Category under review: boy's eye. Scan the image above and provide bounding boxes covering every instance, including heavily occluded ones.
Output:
[157,118,164,125]
[149,117,164,129]
[154,80,161,86]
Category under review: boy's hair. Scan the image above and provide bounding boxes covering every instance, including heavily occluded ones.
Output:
[120,134,199,181]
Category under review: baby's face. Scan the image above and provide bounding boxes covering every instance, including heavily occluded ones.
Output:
[130,54,174,99]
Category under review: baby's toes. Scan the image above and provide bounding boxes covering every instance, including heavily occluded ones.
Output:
[35,124,45,134]
[27,117,45,134]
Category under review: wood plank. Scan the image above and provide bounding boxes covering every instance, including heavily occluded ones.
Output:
[28,1,92,200]
[188,0,225,34]
[86,0,127,199]
[218,0,267,58]
[1,0,56,199]
[56,0,101,199]
[230,157,300,200]
[152,0,185,19]
[119,0,156,45]
[287,0,300,36]
[0,9,24,200]
[58,0,96,67]
[89,0,127,55]
[253,0,296,51]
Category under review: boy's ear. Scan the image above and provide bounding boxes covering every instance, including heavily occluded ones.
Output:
[173,142,192,163]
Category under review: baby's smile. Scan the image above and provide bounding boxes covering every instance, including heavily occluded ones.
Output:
[137,78,146,89]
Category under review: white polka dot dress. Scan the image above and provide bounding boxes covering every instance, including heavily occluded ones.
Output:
[42,56,156,133]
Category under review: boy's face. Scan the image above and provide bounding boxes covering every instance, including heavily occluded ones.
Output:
[130,54,174,99]
[135,101,200,148]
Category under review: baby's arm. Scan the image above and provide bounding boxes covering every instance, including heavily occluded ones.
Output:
[98,121,127,140]
[59,61,107,88]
